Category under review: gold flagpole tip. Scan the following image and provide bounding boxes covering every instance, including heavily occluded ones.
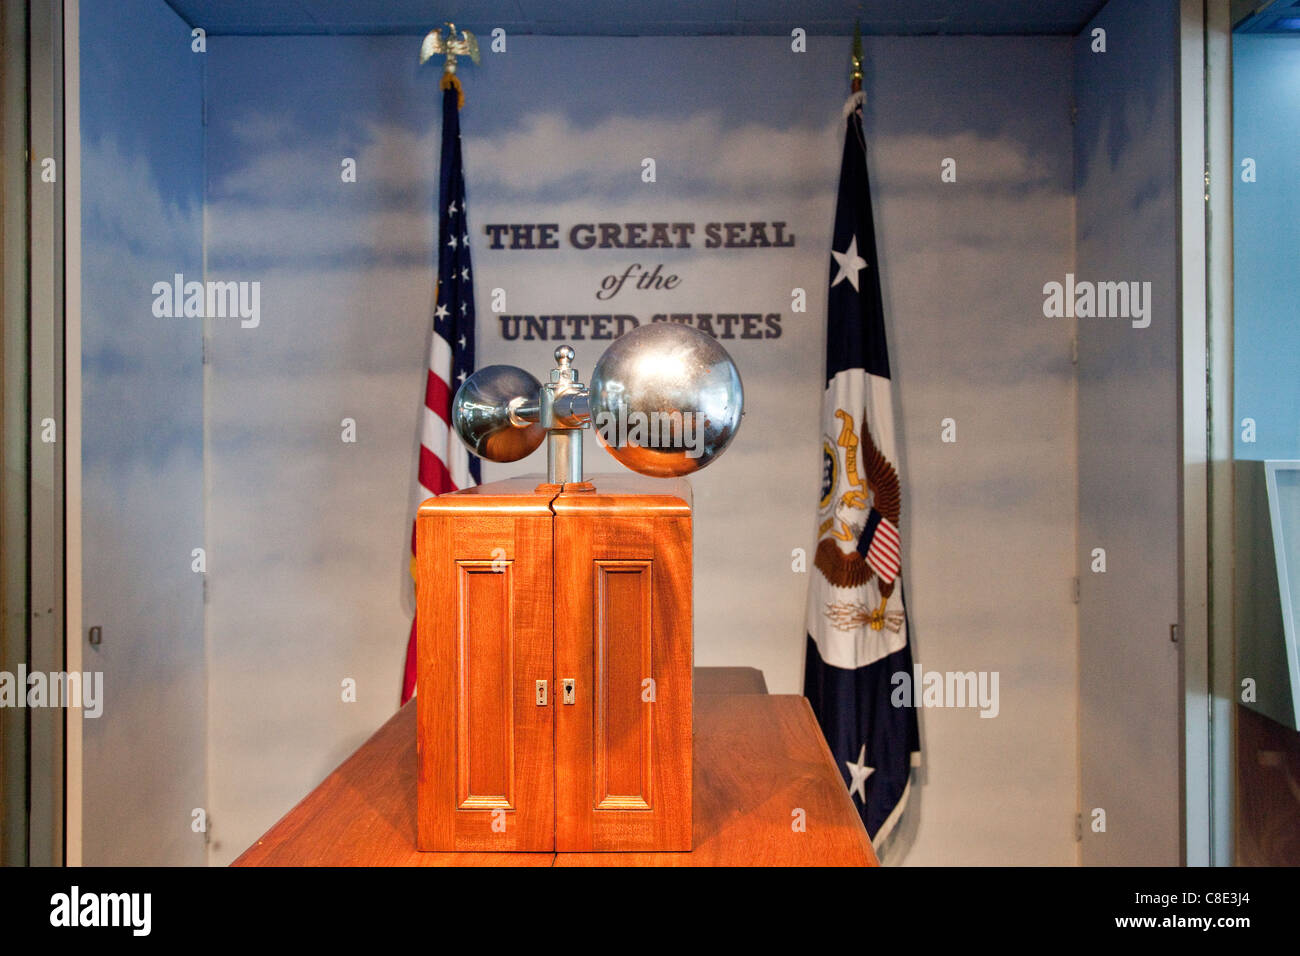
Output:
[420,21,481,77]
[851,21,862,93]
[421,22,480,108]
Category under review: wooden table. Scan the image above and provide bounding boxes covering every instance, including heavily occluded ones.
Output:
[234,672,878,867]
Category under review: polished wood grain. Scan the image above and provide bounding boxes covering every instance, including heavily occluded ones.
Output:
[232,701,549,866]
[416,474,691,513]
[554,472,692,515]
[694,666,769,696]
[419,475,697,853]
[416,475,556,514]
[553,487,693,852]
[233,692,877,867]
[1236,704,1300,865]
[417,504,554,851]
[555,695,878,867]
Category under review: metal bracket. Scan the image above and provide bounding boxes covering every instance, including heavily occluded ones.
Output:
[540,346,590,485]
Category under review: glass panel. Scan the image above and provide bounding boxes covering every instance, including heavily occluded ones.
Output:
[1231,16,1300,866]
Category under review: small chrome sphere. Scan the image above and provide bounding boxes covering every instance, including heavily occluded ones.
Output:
[589,323,744,477]
[451,365,545,462]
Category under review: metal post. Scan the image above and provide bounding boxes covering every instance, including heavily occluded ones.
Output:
[546,429,583,485]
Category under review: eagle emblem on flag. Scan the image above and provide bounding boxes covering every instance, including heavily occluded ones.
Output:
[815,407,904,632]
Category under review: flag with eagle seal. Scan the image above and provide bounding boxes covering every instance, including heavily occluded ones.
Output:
[803,88,920,849]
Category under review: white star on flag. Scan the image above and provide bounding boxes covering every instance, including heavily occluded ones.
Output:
[845,744,875,803]
[461,266,470,281]
[831,235,868,291]
[448,200,457,216]
[447,234,458,249]
[434,303,449,320]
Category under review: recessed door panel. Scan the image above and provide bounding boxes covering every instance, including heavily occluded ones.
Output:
[458,562,514,809]
[555,511,692,851]
[593,561,654,810]
[417,511,554,851]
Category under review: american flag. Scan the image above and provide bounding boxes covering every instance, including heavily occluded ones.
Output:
[402,80,480,704]
[863,509,901,585]
[803,85,920,848]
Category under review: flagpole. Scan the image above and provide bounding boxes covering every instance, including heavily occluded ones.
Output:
[804,15,920,851]
[851,21,862,94]
[403,21,483,703]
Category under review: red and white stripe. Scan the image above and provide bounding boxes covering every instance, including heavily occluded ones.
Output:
[416,330,473,501]
[866,515,901,585]
[403,305,475,705]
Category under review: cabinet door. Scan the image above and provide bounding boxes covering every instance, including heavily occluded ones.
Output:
[554,513,692,851]
[417,511,554,851]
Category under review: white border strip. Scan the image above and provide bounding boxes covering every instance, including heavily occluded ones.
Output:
[62,0,82,868]
[1204,0,1236,870]
[1179,0,1210,869]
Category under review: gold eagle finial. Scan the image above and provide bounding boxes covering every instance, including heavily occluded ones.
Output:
[420,22,481,75]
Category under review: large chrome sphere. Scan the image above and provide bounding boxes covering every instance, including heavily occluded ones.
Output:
[589,323,744,477]
[451,365,545,462]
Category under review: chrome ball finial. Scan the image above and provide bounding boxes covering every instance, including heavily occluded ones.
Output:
[588,323,744,477]
[450,365,546,463]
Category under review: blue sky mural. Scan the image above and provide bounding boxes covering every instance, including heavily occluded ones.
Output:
[197,33,1080,866]
[78,0,206,866]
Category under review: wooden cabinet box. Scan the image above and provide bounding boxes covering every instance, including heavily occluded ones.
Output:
[415,474,693,852]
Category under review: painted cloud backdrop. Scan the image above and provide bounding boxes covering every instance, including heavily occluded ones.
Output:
[192,35,1079,865]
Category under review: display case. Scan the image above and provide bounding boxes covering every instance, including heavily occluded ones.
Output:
[42,0,1195,867]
